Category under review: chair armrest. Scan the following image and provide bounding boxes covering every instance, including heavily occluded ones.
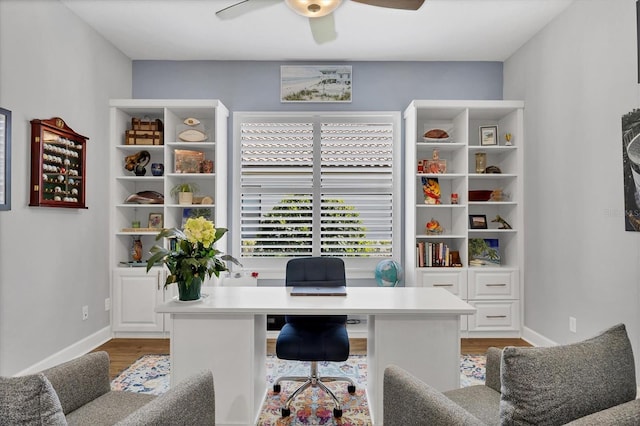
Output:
[116,370,215,426]
[564,399,640,425]
[484,347,502,393]
[42,351,111,415]
[383,365,485,426]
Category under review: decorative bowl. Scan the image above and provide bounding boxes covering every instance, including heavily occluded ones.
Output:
[468,190,492,201]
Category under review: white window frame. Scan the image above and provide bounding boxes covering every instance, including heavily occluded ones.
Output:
[231,111,401,278]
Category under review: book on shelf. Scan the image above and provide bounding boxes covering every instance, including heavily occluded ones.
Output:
[416,241,454,267]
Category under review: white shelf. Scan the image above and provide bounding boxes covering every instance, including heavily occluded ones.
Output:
[165,203,215,208]
[167,142,216,148]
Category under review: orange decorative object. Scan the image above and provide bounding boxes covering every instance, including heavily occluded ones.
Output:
[425,218,444,234]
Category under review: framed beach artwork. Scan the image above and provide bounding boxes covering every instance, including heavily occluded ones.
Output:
[281,65,352,103]
[479,125,498,146]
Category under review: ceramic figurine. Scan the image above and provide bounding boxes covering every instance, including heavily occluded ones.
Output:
[124,150,151,176]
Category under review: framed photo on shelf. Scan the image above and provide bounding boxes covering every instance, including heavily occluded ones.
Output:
[148,213,163,229]
[479,125,498,146]
[469,238,501,266]
[469,214,488,229]
[174,149,205,173]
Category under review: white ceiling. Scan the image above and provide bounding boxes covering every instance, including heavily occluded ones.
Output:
[61,0,573,61]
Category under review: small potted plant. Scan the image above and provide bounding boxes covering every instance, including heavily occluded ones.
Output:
[170,182,199,205]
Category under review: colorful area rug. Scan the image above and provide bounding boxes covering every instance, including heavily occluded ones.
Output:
[259,356,369,425]
[111,353,486,424]
[111,354,170,395]
[460,354,487,387]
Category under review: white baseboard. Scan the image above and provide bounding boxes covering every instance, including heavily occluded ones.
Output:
[521,326,557,347]
[16,326,112,376]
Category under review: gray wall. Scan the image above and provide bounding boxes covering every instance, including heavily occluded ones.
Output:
[0,0,131,375]
[504,0,640,366]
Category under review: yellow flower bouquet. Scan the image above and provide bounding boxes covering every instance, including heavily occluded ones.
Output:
[146,216,240,300]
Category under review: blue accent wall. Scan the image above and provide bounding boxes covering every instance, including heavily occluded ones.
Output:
[132,59,503,287]
[132,61,503,109]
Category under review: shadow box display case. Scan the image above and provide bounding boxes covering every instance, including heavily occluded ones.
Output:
[30,117,88,208]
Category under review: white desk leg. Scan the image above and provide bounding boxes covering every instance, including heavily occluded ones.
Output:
[170,313,266,426]
[367,314,461,425]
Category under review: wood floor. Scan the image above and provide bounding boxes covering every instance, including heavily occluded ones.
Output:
[93,337,531,380]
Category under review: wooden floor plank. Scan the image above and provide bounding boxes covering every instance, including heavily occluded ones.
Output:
[94,337,531,380]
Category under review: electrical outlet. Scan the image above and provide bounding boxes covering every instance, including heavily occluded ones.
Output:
[82,305,89,321]
[104,298,111,311]
[569,316,577,333]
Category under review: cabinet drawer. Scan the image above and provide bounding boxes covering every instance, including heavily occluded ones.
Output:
[468,301,520,331]
[419,271,467,298]
[468,269,518,299]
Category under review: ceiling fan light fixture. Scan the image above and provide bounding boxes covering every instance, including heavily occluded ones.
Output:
[285,0,342,18]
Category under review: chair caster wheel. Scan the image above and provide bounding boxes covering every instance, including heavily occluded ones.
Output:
[348,384,356,394]
[273,384,281,393]
[281,407,291,417]
[333,408,342,418]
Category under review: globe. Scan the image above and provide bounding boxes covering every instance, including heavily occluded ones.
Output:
[375,260,403,287]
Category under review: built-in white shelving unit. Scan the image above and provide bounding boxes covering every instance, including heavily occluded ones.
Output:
[404,100,524,337]
[109,99,228,336]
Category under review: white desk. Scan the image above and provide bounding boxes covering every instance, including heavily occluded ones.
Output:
[157,286,475,426]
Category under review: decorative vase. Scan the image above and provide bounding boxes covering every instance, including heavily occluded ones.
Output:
[134,165,147,176]
[131,237,143,262]
[177,276,202,301]
[178,192,193,205]
[151,163,164,176]
[475,152,487,174]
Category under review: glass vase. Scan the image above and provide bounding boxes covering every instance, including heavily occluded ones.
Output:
[475,152,487,174]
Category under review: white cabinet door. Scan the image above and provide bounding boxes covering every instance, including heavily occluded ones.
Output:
[112,268,164,333]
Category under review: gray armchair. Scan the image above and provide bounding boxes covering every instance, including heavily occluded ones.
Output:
[0,351,215,426]
[384,323,640,426]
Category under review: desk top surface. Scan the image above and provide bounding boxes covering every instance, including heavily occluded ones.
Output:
[156,286,475,315]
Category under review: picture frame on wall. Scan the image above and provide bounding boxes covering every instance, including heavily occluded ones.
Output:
[479,125,498,146]
[280,65,352,103]
[469,214,488,229]
[0,108,11,211]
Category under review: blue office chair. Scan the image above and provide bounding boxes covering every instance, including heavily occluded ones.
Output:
[273,257,356,418]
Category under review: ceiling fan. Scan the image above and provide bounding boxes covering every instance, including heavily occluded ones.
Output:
[215,0,425,44]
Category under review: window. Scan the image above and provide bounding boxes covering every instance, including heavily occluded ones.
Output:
[232,112,401,272]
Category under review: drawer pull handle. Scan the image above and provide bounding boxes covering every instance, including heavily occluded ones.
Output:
[486,283,507,287]
[433,283,453,287]
[486,315,507,319]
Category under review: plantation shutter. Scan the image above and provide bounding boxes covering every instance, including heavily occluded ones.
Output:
[236,113,398,263]
[320,121,394,256]
[240,121,314,256]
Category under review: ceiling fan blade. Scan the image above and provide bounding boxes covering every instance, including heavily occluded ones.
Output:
[309,14,337,44]
[351,0,425,10]
[215,0,281,20]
